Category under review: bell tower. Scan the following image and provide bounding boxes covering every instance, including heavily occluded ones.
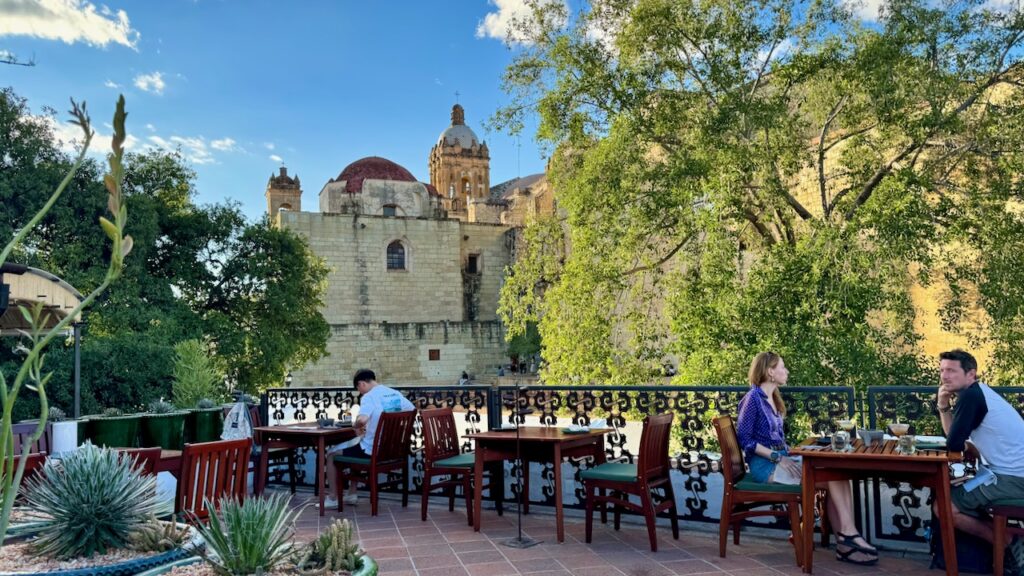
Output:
[265,166,302,219]
[429,104,490,220]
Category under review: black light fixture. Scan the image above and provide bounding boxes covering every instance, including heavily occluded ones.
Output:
[285,371,293,387]
[503,385,541,549]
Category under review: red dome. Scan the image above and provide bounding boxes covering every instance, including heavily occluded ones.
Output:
[336,156,417,193]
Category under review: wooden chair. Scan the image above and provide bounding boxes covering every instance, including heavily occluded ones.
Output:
[116,447,163,476]
[176,438,252,524]
[4,452,47,500]
[12,422,52,454]
[990,500,1024,576]
[333,410,416,516]
[421,407,475,524]
[713,415,812,565]
[223,404,297,493]
[581,412,680,552]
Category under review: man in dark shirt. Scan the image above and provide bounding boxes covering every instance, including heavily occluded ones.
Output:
[935,349,1024,569]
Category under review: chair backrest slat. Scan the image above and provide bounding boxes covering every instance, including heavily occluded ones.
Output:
[712,415,745,486]
[178,438,252,523]
[421,408,460,465]
[12,422,52,454]
[637,413,674,480]
[372,410,416,463]
[116,447,163,476]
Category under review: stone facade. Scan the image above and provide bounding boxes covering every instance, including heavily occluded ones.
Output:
[266,167,302,216]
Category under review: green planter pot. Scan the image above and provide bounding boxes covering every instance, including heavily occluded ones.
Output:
[140,412,188,450]
[185,408,224,444]
[87,415,141,448]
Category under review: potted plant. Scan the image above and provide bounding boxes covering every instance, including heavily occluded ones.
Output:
[295,518,377,576]
[47,407,80,454]
[140,400,188,450]
[86,407,141,448]
[170,339,227,444]
[186,399,224,444]
[2,443,203,575]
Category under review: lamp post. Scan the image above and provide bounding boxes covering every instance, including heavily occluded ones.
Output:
[72,321,86,419]
[285,371,293,387]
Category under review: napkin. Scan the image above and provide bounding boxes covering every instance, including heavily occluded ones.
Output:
[591,418,608,429]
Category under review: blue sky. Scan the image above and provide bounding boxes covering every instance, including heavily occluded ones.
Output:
[1,0,549,221]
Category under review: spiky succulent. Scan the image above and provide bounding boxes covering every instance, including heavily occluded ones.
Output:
[24,442,161,559]
[129,518,191,552]
[48,407,67,422]
[196,398,217,409]
[148,399,175,414]
[295,518,363,575]
[194,493,302,576]
[101,407,124,418]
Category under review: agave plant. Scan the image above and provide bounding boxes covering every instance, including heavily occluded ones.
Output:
[194,493,302,576]
[23,442,160,559]
[47,407,66,422]
[129,517,191,552]
[196,398,217,409]
[295,518,363,575]
[148,399,176,414]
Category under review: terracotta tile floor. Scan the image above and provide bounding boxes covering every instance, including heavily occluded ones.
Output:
[286,491,936,576]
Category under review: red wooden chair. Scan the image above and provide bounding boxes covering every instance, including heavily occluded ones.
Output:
[421,408,475,524]
[713,415,820,566]
[990,500,1024,576]
[12,422,52,454]
[4,452,47,500]
[334,410,416,516]
[116,447,164,476]
[223,404,297,493]
[581,412,680,552]
[176,438,252,524]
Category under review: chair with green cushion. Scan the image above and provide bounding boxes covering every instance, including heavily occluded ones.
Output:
[581,412,679,552]
[421,407,477,524]
[333,409,416,516]
[989,500,1024,576]
[712,415,815,566]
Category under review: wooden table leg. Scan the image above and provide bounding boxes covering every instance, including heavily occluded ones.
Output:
[257,435,270,496]
[595,436,608,524]
[935,465,959,576]
[554,443,564,543]
[317,437,327,516]
[474,448,484,532]
[801,460,815,573]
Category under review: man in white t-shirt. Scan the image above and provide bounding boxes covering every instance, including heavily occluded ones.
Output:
[323,369,414,507]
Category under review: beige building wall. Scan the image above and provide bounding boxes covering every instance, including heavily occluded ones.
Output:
[293,321,507,386]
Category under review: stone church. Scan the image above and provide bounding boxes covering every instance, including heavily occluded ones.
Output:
[266,104,550,387]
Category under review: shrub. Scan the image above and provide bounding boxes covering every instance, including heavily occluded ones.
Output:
[101,407,124,418]
[24,442,160,558]
[47,407,66,422]
[171,339,224,409]
[129,518,191,552]
[295,518,363,574]
[194,493,301,576]
[196,398,217,409]
[148,399,175,414]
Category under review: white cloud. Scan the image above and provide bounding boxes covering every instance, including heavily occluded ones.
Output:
[210,137,237,152]
[0,49,14,60]
[476,0,567,45]
[0,0,139,48]
[269,154,283,163]
[134,72,166,94]
[34,114,139,157]
[980,0,1021,12]
[103,79,121,89]
[841,0,886,21]
[263,142,275,151]
[145,123,156,132]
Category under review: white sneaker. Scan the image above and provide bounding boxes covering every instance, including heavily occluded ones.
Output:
[319,496,339,509]
[343,494,359,505]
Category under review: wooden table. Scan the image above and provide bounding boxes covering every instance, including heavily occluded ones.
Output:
[467,427,609,543]
[253,423,357,515]
[790,438,961,575]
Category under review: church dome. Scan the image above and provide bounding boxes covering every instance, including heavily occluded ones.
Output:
[437,104,480,148]
[336,156,417,193]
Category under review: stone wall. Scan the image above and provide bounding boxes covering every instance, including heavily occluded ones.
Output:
[292,320,507,386]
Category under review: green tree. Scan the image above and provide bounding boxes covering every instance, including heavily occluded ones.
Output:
[496,0,1024,387]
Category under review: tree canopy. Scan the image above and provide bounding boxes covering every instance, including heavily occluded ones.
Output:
[0,87,329,416]
[496,0,1024,387]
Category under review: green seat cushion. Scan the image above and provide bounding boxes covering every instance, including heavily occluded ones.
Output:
[735,478,801,494]
[333,454,371,465]
[580,462,637,483]
[991,498,1024,508]
[434,452,475,468]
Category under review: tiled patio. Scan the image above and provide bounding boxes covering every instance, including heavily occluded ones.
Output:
[287,490,938,576]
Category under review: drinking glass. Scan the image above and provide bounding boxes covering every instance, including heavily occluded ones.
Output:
[831,430,850,452]
[898,434,916,455]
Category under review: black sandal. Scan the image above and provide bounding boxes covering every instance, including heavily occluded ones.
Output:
[836,532,878,556]
[836,545,878,566]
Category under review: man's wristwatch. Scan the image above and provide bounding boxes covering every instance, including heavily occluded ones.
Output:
[769,450,781,463]
[938,403,953,414]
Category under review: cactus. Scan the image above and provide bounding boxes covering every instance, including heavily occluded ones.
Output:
[295,519,364,575]
[129,518,191,552]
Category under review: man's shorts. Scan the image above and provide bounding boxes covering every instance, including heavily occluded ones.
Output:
[951,472,1024,518]
[337,444,371,460]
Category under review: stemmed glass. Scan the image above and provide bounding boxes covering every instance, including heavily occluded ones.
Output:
[891,422,915,454]
[832,419,855,452]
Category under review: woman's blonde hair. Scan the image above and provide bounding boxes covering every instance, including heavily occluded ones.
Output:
[748,351,786,417]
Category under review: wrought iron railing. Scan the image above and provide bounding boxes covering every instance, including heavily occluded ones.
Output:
[260,383,1023,546]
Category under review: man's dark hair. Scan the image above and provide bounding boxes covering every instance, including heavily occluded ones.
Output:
[939,349,978,374]
[353,369,376,388]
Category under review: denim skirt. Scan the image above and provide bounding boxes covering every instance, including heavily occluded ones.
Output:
[747,450,788,483]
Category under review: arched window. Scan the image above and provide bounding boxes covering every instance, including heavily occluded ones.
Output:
[386,241,406,270]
